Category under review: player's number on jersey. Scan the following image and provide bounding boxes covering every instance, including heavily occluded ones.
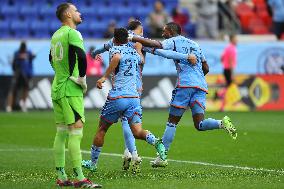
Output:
[51,42,63,61]
[124,59,134,76]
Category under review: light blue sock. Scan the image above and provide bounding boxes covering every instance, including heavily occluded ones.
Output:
[91,145,102,165]
[162,122,177,151]
[122,118,136,153]
[146,132,156,145]
[199,118,221,131]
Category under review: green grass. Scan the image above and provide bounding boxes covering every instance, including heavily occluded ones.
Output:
[0,110,283,189]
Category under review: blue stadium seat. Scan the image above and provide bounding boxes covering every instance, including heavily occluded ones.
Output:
[49,20,61,34]
[39,4,57,18]
[79,6,97,17]
[10,20,29,38]
[115,6,134,17]
[97,6,115,17]
[30,20,49,38]
[184,23,196,38]
[0,20,11,38]
[19,4,39,19]
[1,4,19,18]
[134,6,152,18]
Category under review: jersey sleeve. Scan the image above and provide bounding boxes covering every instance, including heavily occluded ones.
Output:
[109,47,121,59]
[161,39,174,50]
[153,49,188,60]
[68,29,85,51]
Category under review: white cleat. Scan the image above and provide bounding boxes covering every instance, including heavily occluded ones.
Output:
[130,156,142,173]
[150,156,168,168]
[122,149,132,170]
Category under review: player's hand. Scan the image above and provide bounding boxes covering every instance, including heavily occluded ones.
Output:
[128,33,134,41]
[69,76,87,94]
[96,77,106,89]
[91,47,98,58]
[188,54,197,65]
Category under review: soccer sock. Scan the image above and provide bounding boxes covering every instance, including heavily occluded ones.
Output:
[122,118,136,153]
[55,167,68,181]
[162,122,177,151]
[68,128,85,181]
[53,126,68,180]
[146,132,156,145]
[91,145,102,165]
[199,118,221,131]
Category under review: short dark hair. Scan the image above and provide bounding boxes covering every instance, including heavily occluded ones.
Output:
[56,3,71,22]
[127,20,142,31]
[114,28,128,44]
[166,22,181,35]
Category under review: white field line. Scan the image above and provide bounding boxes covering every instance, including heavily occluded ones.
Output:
[0,148,283,174]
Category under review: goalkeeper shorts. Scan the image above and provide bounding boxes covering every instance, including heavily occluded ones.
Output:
[52,96,85,125]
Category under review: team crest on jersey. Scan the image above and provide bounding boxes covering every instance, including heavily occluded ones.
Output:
[257,47,284,74]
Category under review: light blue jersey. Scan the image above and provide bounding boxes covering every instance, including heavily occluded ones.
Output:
[162,35,208,92]
[102,31,143,95]
[107,44,141,99]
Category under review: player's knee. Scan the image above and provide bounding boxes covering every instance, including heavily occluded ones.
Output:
[72,119,84,129]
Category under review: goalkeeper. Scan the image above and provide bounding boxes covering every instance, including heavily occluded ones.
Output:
[49,3,101,188]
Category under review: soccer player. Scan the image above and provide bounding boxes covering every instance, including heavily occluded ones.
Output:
[129,22,237,167]
[83,27,167,173]
[87,20,197,173]
[49,3,101,188]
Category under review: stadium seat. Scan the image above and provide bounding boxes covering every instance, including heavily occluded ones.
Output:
[1,4,19,18]
[39,4,57,18]
[30,20,49,38]
[10,20,29,38]
[0,20,11,38]
[184,23,196,38]
[19,4,39,19]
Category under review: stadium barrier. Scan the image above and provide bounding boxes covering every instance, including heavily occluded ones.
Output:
[1,40,284,75]
[1,75,284,111]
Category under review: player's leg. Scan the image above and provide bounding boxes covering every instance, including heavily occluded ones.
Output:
[82,98,117,172]
[121,117,136,170]
[191,89,237,139]
[151,88,187,167]
[64,97,101,188]
[125,98,166,161]
[52,99,71,186]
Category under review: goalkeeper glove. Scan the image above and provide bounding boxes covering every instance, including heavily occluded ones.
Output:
[69,76,87,94]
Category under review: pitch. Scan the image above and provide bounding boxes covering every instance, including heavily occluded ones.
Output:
[0,110,283,189]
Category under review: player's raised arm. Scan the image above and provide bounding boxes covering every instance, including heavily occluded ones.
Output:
[134,42,145,65]
[97,53,121,89]
[91,39,113,58]
[130,35,163,48]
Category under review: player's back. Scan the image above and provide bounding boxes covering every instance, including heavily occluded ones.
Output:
[163,35,208,92]
[105,31,144,95]
[108,44,141,99]
[50,25,83,99]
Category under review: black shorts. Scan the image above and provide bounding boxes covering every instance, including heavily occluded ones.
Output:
[10,73,30,92]
[223,69,232,86]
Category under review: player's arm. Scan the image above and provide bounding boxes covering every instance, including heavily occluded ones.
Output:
[97,53,121,89]
[130,35,163,48]
[49,50,54,70]
[145,48,197,64]
[91,40,113,58]
[202,60,209,75]
[134,42,145,65]
[68,30,88,93]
